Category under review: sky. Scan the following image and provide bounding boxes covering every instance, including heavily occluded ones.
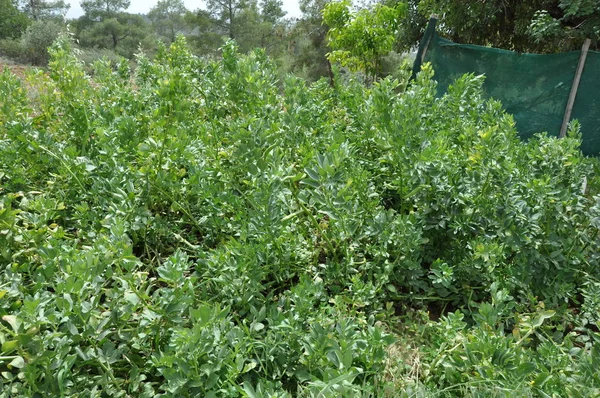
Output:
[65,0,302,19]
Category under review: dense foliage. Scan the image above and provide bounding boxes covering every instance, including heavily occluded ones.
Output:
[0,0,30,40]
[1,0,292,70]
[1,37,600,396]
[17,0,69,20]
[394,0,600,53]
[285,0,333,83]
[148,0,188,45]
[20,20,63,65]
[0,20,63,66]
[323,0,405,82]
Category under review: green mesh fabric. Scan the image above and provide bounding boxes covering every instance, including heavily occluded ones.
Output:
[413,19,600,156]
[571,51,600,155]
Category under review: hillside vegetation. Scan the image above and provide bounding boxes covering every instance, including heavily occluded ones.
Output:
[1,37,600,396]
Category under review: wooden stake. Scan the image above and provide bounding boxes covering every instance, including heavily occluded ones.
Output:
[559,38,591,138]
[420,14,439,64]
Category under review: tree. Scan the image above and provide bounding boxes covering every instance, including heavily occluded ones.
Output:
[76,0,153,58]
[0,0,29,39]
[231,3,288,53]
[238,0,288,52]
[77,14,152,57]
[284,0,332,82]
[148,0,188,44]
[260,0,285,23]
[186,0,286,55]
[183,9,224,55]
[395,0,599,53]
[233,4,264,50]
[206,0,250,39]
[80,0,130,20]
[19,0,70,20]
[528,0,600,51]
[20,19,63,64]
[323,0,406,82]
[393,0,426,53]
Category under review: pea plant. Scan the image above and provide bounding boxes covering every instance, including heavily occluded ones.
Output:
[0,36,599,397]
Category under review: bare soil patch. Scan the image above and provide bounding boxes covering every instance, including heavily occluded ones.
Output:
[0,56,29,79]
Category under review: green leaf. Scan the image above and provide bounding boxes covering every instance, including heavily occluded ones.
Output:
[251,322,265,332]
[532,310,555,328]
[515,362,536,376]
[1,315,20,333]
[8,356,25,369]
[241,361,258,374]
[1,340,18,353]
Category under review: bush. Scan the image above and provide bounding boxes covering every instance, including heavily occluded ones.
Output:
[75,47,127,74]
[76,47,123,65]
[0,38,23,60]
[20,20,63,65]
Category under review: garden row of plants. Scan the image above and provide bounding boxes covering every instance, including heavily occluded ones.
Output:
[1,37,599,396]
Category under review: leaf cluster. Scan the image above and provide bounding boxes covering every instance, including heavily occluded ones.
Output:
[394,0,600,54]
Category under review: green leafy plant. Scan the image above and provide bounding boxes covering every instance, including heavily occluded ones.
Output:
[0,35,599,396]
[322,0,407,83]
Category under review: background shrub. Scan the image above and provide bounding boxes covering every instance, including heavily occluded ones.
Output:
[20,20,63,65]
[75,46,127,74]
[76,47,124,66]
[0,38,23,60]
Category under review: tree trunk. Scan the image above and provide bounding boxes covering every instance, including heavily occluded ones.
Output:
[327,59,334,87]
[228,0,234,39]
[30,0,38,20]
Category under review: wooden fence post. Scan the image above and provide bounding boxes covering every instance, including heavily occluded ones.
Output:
[420,14,439,63]
[559,38,591,138]
[411,14,438,80]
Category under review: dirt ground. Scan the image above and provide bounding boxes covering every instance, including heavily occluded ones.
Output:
[0,56,29,79]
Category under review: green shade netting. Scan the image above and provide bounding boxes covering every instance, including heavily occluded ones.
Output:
[572,50,600,155]
[413,20,600,156]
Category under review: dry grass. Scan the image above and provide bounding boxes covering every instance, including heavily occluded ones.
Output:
[0,56,29,79]
[378,339,425,397]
